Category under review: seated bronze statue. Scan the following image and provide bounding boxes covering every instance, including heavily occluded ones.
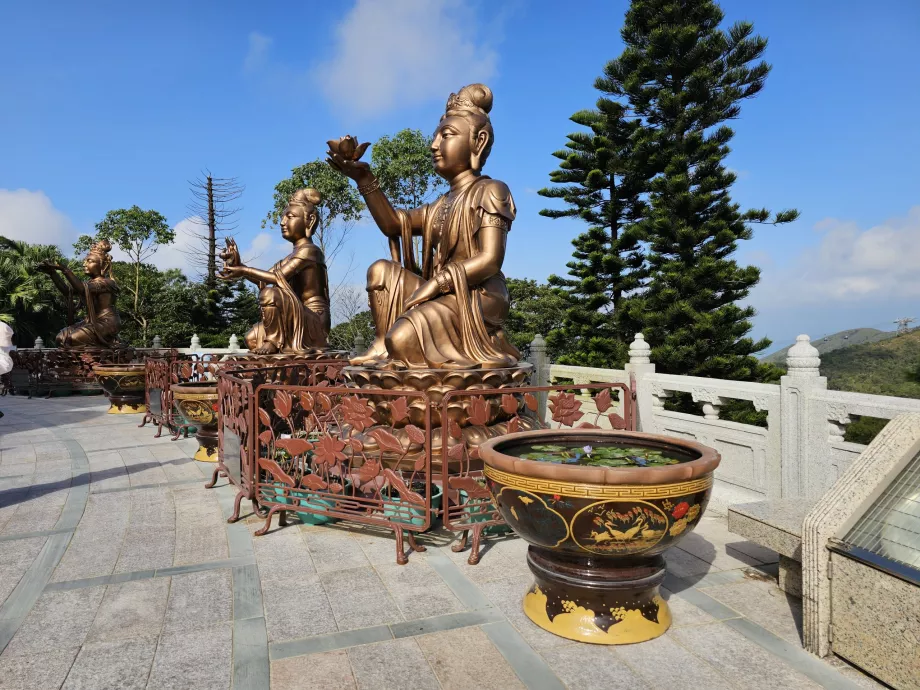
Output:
[219,187,330,354]
[37,240,121,348]
[327,83,519,370]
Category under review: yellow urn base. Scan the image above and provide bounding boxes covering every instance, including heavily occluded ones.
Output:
[194,445,218,462]
[108,403,146,415]
[523,586,671,645]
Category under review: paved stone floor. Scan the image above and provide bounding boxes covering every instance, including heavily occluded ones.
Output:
[0,394,889,690]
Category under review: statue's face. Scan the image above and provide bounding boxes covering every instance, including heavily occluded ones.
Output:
[281,205,308,241]
[83,255,101,277]
[432,116,474,179]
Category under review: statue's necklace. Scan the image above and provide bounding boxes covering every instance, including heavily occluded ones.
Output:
[435,192,456,238]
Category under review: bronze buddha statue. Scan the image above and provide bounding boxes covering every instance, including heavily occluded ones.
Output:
[219,187,331,354]
[328,83,518,370]
[38,240,122,348]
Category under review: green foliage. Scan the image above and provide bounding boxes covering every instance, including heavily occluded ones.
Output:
[263,160,364,263]
[539,103,649,369]
[328,310,374,352]
[505,278,569,359]
[821,330,920,399]
[0,236,70,346]
[371,129,446,208]
[77,206,176,346]
[598,0,798,381]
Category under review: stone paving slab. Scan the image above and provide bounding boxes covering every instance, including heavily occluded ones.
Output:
[0,394,884,689]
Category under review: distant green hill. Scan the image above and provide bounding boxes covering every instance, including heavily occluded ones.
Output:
[820,329,920,399]
[762,328,897,365]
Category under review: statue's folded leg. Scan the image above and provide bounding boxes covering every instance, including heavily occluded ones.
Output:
[352,260,423,364]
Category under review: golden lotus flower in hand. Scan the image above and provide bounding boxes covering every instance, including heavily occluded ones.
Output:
[326,135,369,161]
[219,237,241,271]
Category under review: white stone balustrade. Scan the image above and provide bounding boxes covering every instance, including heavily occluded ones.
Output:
[536,332,920,510]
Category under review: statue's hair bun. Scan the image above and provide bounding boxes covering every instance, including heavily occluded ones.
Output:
[459,84,493,114]
[291,187,322,206]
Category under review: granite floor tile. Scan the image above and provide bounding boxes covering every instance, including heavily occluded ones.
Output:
[86,577,170,643]
[50,532,125,583]
[270,651,357,690]
[0,536,47,601]
[0,648,80,690]
[261,574,337,643]
[671,621,821,689]
[2,585,107,657]
[703,578,804,644]
[375,559,464,620]
[252,527,315,581]
[163,569,232,633]
[61,634,157,690]
[614,632,736,689]
[541,643,649,689]
[347,638,440,690]
[319,565,403,631]
[114,526,176,573]
[660,587,720,628]
[147,622,232,690]
[416,625,526,689]
[302,530,370,573]
[479,577,576,653]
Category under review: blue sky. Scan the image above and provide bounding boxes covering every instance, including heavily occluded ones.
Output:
[2,0,919,352]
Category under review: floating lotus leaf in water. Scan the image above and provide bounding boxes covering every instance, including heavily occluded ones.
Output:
[508,442,681,467]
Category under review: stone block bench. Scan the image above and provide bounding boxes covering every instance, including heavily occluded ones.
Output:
[728,499,816,597]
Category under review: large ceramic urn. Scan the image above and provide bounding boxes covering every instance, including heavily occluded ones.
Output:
[170,381,219,462]
[92,363,146,414]
[480,429,720,645]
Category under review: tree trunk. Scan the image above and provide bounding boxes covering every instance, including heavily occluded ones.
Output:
[207,176,216,291]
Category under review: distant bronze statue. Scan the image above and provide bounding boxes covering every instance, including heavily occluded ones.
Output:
[219,187,331,354]
[327,83,518,370]
[37,240,122,348]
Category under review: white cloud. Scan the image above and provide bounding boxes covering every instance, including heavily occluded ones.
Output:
[753,206,920,305]
[243,32,273,74]
[0,189,78,248]
[315,0,498,118]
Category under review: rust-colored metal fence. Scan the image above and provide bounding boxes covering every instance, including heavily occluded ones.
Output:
[213,360,348,523]
[244,377,634,565]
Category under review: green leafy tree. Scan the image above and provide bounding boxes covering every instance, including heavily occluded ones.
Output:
[328,310,374,352]
[263,161,364,265]
[371,128,447,268]
[505,278,569,358]
[76,206,175,346]
[601,0,799,380]
[539,102,649,368]
[371,129,446,209]
[0,237,70,346]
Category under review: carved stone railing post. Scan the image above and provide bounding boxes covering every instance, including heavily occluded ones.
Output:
[152,335,162,349]
[228,334,239,352]
[780,335,827,498]
[625,333,655,432]
[352,334,366,358]
[34,336,44,350]
[190,334,201,350]
[528,334,549,423]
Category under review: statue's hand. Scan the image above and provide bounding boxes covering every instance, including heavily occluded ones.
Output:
[219,237,241,267]
[219,263,246,280]
[403,280,440,311]
[326,136,372,183]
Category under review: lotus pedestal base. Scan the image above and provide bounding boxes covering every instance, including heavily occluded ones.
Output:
[523,547,669,645]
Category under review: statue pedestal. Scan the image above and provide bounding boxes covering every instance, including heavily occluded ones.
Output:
[343,363,537,472]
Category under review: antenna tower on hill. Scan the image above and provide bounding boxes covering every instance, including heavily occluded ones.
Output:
[894,317,916,335]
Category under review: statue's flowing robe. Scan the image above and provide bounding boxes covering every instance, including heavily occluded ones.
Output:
[376,175,519,369]
[248,244,329,352]
[57,277,120,348]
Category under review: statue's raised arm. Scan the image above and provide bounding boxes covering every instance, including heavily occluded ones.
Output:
[328,84,518,370]
[219,188,331,355]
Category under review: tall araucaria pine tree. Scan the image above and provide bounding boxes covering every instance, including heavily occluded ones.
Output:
[603,0,798,380]
[539,100,649,368]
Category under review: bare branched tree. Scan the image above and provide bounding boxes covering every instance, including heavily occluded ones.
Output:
[187,172,244,288]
